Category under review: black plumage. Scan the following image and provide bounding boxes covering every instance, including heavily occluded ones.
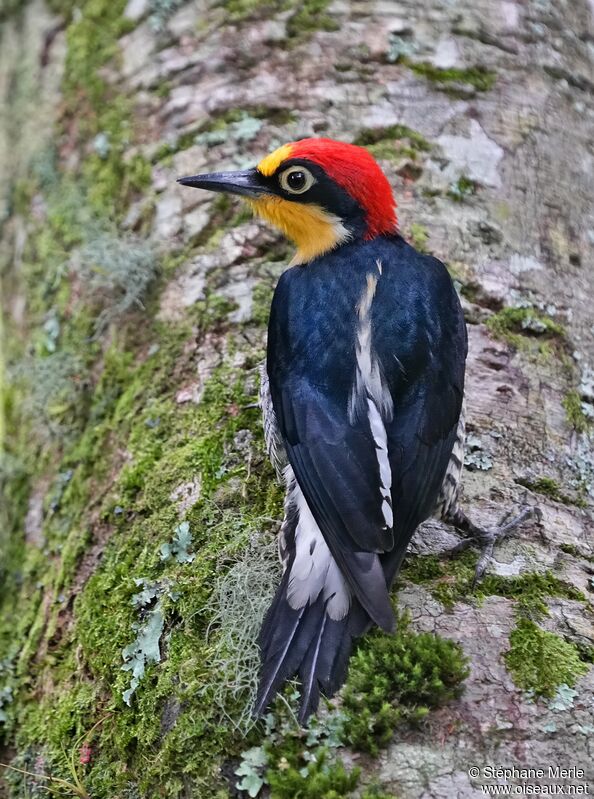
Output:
[255,233,467,720]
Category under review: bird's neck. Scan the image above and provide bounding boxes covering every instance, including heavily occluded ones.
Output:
[248,196,352,265]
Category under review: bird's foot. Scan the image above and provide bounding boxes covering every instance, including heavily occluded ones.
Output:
[443,504,543,587]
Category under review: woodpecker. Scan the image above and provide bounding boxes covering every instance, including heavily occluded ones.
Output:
[178,138,535,722]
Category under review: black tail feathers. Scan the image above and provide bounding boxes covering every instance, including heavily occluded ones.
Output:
[254,571,371,723]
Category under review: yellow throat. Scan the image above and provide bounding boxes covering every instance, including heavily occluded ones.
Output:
[248,196,350,265]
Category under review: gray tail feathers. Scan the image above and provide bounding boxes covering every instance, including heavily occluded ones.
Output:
[254,570,370,723]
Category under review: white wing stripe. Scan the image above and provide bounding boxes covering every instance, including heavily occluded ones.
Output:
[349,262,393,529]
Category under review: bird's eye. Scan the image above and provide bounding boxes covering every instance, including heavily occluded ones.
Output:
[279,166,315,195]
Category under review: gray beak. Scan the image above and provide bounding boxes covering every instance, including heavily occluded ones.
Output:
[176,168,269,198]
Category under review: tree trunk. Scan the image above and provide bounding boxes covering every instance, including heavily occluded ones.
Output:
[1,0,593,797]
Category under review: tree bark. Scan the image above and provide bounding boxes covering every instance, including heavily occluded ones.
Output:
[1,0,593,797]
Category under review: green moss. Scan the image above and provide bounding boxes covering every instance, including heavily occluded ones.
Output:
[355,125,431,152]
[404,60,497,92]
[8,178,34,217]
[486,306,565,338]
[360,789,399,799]
[516,476,587,509]
[341,612,468,755]
[61,0,149,219]
[286,0,337,36]
[222,0,336,35]
[223,0,281,20]
[479,572,585,616]
[486,306,566,352]
[447,175,477,202]
[563,390,591,433]
[559,543,594,562]
[401,553,443,583]
[504,618,589,697]
[2,0,289,794]
[485,309,588,431]
[518,477,566,502]
[1,209,285,792]
[487,306,565,337]
[63,0,131,108]
[354,125,431,163]
[85,147,152,218]
[405,556,591,700]
[20,331,281,789]
[267,747,360,799]
[401,552,585,615]
[409,223,429,252]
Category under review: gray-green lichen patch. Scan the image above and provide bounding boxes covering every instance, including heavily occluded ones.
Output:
[204,537,281,732]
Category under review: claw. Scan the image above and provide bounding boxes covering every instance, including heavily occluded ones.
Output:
[472,543,494,588]
[441,504,541,586]
[443,537,473,558]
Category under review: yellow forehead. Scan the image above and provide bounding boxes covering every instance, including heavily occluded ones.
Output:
[257,143,294,176]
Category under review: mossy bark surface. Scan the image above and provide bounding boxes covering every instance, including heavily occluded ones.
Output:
[1,0,594,797]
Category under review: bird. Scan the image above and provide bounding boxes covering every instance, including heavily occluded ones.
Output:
[177,137,536,723]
